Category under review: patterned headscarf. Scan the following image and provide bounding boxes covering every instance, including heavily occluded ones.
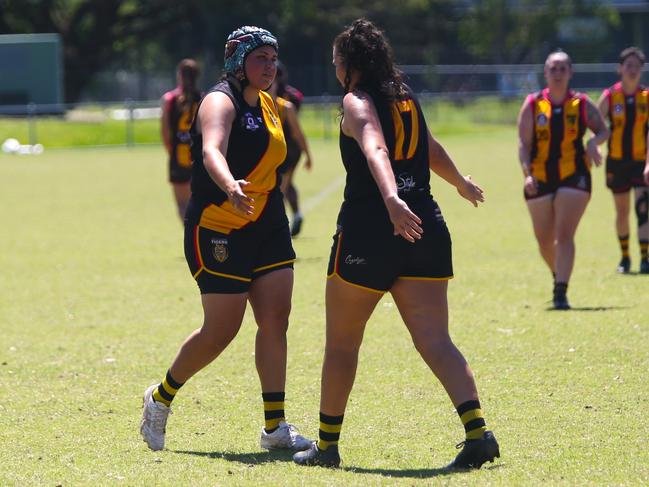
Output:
[224,26,278,79]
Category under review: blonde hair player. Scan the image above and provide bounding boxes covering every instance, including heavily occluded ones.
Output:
[517,50,609,309]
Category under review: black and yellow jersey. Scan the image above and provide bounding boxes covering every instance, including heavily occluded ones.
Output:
[528,88,589,183]
[189,79,287,234]
[339,85,431,208]
[603,82,649,162]
[164,87,201,168]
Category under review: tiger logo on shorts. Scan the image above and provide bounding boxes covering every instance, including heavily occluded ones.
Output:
[211,239,229,263]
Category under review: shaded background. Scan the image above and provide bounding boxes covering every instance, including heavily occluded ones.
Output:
[1,0,648,102]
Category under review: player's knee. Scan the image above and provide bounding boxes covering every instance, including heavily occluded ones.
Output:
[635,190,649,226]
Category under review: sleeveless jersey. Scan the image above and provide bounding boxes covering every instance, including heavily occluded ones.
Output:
[189,80,287,234]
[528,88,588,183]
[603,82,649,161]
[339,86,431,207]
[164,87,200,168]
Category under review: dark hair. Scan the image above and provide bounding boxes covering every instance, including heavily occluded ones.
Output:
[176,59,200,109]
[177,58,200,87]
[333,18,406,100]
[545,49,572,68]
[275,60,288,97]
[620,46,646,65]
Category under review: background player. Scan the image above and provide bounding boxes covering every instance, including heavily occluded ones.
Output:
[275,63,313,236]
[517,51,609,309]
[161,59,201,220]
[597,47,649,274]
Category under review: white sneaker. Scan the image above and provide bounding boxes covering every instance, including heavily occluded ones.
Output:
[140,384,171,451]
[260,421,311,451]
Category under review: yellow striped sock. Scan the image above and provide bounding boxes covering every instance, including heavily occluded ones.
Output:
[457,400,488,440]
[317,413,344,451]
[619,235,630,258]
[262,392,285,433]
[640,240,648,260]
[152,370,184,407]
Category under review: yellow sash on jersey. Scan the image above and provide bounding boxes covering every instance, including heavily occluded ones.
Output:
[199,90,287,234]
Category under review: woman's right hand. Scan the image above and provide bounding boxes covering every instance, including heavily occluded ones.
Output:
[226,179,255,215]
[523,175,538,197]
[385,195,423,243]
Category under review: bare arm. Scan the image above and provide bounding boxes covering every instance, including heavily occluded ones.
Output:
[517,97,538,196]
[199,91,254,215]
[342,90,422,242]
[284,102,313,170]
[584,96,610,167]
[645,130,649,185]
[160,95,173,156]
[427,130,484,207]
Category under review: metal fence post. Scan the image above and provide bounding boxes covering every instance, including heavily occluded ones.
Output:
[125,98,135,147]
[27,102,38,145]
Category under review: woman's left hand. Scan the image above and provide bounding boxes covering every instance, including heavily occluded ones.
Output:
[586,138,603,167]
[456,175,485,207]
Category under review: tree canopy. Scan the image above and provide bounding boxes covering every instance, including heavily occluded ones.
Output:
[0,0,622,102]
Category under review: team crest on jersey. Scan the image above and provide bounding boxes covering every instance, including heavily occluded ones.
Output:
[242,112,263,131]
[211,238,229,263]
[638,103,647,114]
[537,114,548,126]
[566,115,577,126]
[614,104,624,114]
[177,130,191,143]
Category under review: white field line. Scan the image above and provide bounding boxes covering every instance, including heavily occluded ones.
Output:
[301,174,345,215]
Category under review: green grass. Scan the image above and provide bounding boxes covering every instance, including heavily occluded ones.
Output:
[0,96,523,149]
[1,128,648,486]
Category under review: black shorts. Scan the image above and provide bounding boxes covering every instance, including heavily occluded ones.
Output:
[327,198,453,293]
[169,157,192,184]
[184,207,295,294]
[606,158,647,194]
[524,170,592,200]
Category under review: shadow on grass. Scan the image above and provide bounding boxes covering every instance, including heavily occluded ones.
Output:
[172,449,503,478]
[171,449,294,464]
[342,462,503,479]
[544,305,629,312]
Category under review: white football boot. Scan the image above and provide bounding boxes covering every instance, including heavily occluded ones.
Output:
[260,421,311,451]
[140,384,171,451]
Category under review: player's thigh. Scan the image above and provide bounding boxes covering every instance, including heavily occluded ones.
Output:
[390,279,449,342]
[248,268,294,329]
[325,275,382,351]
[554,188,590,239]
[526,194,555,242]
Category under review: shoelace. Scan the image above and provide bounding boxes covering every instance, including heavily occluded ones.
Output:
[286,423,303,441]
[148,404,172,431]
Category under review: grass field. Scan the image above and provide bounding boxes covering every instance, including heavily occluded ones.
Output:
[0,96,522,149]
[1,126,648,486]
